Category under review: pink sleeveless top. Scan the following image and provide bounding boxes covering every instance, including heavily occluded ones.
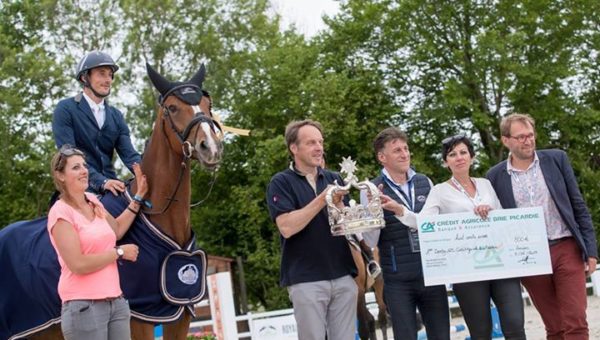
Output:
[48,193,122,302]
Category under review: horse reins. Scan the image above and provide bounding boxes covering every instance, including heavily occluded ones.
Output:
[140,89,221,215]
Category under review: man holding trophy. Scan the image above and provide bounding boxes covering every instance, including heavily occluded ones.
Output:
[266,120,357,340]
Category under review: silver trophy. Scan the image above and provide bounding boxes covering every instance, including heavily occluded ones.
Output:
[326,156,385,236]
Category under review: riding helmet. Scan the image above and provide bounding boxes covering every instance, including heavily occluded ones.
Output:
[75,51,119,83]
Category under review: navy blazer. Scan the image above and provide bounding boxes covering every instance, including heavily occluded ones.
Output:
[487,149,597,259]
[52,92,141,192]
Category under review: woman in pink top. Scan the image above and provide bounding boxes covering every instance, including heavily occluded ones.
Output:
[47,145,148,340]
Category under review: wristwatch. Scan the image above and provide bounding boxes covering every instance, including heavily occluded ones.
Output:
[115,246,124,259]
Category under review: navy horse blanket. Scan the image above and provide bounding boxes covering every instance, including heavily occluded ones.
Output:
[0,193,207,339]
[0,217,61,339]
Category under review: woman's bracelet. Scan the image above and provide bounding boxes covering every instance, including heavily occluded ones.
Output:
[132,194,153,209]
[127,206,139,214]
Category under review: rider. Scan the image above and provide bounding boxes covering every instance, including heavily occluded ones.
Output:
[52,51,141,195]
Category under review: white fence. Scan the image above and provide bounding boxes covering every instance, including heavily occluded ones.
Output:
[187,268,600,339]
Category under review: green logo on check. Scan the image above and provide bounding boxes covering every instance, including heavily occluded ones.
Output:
[420,222,435,233]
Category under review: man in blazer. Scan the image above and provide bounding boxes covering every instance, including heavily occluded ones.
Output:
[487,113,598,339]
[53,51,141,195]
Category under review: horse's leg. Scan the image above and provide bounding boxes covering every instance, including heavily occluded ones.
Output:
[29,324,64,340]
[351,246,371,340]
[163,312,192,340]
[371,247,388,340]
[131,319,155,340]
[356,292,372,340]
[373,275,388,340]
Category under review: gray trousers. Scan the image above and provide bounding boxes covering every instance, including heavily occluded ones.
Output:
[288,275,358,340]
[61,296,130,340]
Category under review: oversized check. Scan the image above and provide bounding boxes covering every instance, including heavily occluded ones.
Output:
[417,206,552,286]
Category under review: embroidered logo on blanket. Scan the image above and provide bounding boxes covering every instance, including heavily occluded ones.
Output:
[178,264,199,285]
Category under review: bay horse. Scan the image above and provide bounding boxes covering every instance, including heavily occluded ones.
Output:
[349,238,389,340]
[0,63,223,340]
[126,63,223,340]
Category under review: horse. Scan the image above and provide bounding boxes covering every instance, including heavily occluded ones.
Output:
[126,63,223,340]
[0,63,223,340]
[349,238,389,340]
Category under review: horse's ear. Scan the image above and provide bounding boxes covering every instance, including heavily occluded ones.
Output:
[188,64,206,87]
[146,63,171,95]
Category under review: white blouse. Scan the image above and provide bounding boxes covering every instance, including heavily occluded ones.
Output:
[399,177,503,228]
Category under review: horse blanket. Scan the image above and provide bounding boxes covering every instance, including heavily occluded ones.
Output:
[102,192,207,323]
[0,217,61,340]
[0,193,207,339]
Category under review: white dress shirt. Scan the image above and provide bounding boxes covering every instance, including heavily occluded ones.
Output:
[82,92,105,128]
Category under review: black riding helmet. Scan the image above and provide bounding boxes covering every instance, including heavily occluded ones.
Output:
[75,50,119,85]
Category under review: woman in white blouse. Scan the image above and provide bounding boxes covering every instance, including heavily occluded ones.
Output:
[380,135,526,340]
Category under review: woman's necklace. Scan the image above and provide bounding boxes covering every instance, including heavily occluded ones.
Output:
[450,176,481,207]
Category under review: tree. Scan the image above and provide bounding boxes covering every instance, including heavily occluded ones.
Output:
[0,0,69,225]
[321,0,600,243]
[4,0,600,312]
[117,0,307,309]
[323,0,600,172]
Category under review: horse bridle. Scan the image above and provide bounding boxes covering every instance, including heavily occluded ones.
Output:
[160,84,222,145]
[141,86,221,215]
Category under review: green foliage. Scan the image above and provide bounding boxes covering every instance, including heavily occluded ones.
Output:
[0,0,69,223]
[2,0,600,312]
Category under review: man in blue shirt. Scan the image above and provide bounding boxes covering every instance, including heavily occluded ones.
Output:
[53,51,141,194]
[266,120,357,340]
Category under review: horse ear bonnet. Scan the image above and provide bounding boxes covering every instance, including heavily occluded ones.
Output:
[146,63,206,106]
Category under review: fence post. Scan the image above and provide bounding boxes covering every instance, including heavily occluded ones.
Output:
[208,272,238,339]
[590,269,600,297]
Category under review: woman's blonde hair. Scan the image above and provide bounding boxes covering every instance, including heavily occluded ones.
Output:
[50,145,86,194]
[50,146,105,218]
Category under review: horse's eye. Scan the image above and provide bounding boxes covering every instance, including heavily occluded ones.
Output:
[168,105,178,113]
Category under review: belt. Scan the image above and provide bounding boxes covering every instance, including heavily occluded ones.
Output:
[548,236,572,246]
[95,294,124,302]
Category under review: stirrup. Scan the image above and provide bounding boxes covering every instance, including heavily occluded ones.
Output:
[367,260,381,279]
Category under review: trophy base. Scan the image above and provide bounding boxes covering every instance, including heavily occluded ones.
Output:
[330,218,385,236]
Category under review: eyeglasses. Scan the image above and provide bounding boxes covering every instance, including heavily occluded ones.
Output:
[55,145,85,169]
[509,133,535,143]
[59,145,85,157]
[442,134,466,147]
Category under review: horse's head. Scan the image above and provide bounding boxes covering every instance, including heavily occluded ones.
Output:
[146,63,224,170]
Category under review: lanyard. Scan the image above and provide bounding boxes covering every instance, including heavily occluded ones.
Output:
[383,173,414,211]
[450,177,481,207]
[509,165,538,206]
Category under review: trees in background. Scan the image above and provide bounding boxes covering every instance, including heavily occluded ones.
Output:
[1,0,600,310]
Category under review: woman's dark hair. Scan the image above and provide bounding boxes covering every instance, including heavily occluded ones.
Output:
[441,134,475,161]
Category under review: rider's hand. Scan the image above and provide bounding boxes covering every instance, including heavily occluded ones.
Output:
[132,163,148,198]
[103,179,125,196]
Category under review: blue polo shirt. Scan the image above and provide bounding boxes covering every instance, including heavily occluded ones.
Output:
[266,166,357,287]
